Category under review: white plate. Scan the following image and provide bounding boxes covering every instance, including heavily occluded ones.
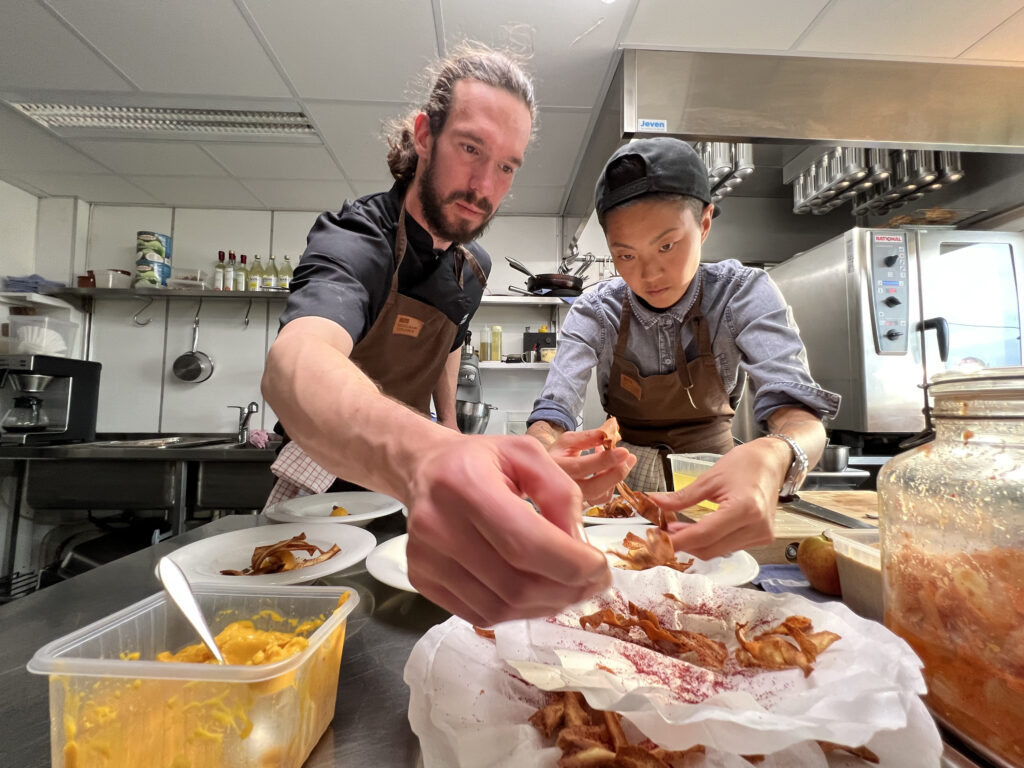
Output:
[365,533,416,593]
[165,522,377,586]
[581,496,650,525]
[264,491,406,527]
[583,523,759,587]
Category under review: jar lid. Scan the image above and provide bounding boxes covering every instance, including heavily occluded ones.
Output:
[930,365,1024,398]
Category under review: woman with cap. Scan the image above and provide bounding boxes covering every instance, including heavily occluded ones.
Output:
[527,137,840,560]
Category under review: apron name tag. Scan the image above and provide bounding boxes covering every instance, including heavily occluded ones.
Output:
[393,314,425,338]
[619,373,643,400]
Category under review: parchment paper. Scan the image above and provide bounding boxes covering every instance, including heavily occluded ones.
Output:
[404,570,942,767]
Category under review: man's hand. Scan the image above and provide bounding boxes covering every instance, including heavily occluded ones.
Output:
[404,434,612,626]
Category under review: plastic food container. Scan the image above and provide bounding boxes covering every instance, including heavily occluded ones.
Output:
[28,583,358,768]
[96,269,132,289]
[667,452,721,509]
[167,268,209,290]
[10,316,79,357]
[831,528,881,621]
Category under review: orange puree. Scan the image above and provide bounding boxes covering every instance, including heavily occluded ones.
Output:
[156,620,314,666]
[58,595,350,768]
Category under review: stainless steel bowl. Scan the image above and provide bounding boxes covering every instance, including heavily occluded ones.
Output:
[455,400,496,434]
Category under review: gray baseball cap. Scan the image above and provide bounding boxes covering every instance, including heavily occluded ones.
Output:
[595,137,719,218]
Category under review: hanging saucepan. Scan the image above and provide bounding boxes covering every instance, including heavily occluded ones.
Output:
[505,256,582,296]
[172,310,214,383]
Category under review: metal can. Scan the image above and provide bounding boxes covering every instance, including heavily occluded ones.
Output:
[135,231,172,287]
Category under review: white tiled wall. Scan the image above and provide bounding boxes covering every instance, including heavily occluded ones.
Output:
[0,180,38,277]
[90,297,167,432]
[161,298,270,433]
[44,200,569,436]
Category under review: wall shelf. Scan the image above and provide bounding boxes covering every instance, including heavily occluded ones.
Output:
[480,295,569,306]
[479,361,550,370]
[43,288,288,300]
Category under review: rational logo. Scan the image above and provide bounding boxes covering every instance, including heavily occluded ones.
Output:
[637,118,667,132]
[874,235,903,243]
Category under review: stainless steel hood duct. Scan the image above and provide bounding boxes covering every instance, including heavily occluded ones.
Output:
[565,49,1024,227]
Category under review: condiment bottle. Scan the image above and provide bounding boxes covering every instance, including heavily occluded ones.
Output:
[262,255,279,289]
[490,325,502,361]
[479,326,491,362]
[234,254,247,292]
[247,255,264,291]
[878,366,1024,767]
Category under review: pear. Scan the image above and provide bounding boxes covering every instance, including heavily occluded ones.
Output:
[797,531,842,596]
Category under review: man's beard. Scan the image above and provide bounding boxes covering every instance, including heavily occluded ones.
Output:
[418,154,496,244]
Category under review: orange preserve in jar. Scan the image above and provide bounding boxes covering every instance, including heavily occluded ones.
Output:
[879,367,1024,768]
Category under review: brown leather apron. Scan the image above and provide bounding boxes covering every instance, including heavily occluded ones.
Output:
[349,204,487,415]
[605,285,735,472]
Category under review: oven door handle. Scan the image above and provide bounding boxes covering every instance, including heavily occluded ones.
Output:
[919,316,949,363]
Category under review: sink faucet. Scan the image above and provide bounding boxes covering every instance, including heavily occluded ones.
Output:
[229,402,259,445]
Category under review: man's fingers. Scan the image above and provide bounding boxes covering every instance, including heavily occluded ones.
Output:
[558,446,633,479]
[667,510,774,560]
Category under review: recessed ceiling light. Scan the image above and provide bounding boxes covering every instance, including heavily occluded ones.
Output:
[10,103,318,141]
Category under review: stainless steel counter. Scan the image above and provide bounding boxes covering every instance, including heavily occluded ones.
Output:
[0,512,442,767]
[0,513,997,767]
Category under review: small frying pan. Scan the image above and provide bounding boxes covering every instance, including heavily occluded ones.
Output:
[505,256,582,296]
[172,309,214,383]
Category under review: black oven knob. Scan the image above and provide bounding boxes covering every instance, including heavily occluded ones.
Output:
[885,329,904,340]
[883,296,902,307]
[883,254,901,267]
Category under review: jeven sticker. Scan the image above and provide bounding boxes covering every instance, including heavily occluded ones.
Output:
[393,314,424,338]
[637,118,667,132]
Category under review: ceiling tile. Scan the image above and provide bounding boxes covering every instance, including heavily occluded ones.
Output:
[126,176,264,208]
[242,179,355,210]
[797,0,1024,59]
[305,101,400,180]
[14,172,158,203]
[0,0,132,92]
[496,185,565,215]
[624,0,830,51]
[202,144,342,180]
[0,105,109,174]
[961,8,1024,62]
[441,0,633,109]
[71,140,227,176]
[516,110,592,188]
[48,0,291,97]
[244,0,438,100]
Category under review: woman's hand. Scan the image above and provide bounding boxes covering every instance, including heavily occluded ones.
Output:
[646,438,791,559]
[529,422,636,505]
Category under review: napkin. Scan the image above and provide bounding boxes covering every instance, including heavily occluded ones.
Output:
[405,569,943,767]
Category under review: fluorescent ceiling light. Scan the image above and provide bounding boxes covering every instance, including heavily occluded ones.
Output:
[10,103,317,139]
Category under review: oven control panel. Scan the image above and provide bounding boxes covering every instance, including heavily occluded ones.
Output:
[868,231,909,354]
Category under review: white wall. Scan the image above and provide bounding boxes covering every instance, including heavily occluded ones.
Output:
[74,204,566,435]
[0,180,38,277]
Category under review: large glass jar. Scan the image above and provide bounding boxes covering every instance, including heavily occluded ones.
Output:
[878,367,1024,767]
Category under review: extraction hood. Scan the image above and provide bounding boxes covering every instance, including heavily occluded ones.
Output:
[565,50,1024,245]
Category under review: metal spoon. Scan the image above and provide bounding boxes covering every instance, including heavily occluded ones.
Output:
[157,557,225,665]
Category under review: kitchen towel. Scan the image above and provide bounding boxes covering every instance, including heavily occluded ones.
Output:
[752,563,836,603]
[3,274,66,292]
[263,440,336,511]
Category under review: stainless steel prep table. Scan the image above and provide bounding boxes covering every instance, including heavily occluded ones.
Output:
[0,512,444,767]
[0,513,998,768]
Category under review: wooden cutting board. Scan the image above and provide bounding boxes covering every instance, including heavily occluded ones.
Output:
[682,490,878,564]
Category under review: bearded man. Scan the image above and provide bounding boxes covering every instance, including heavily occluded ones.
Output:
[262,44,630,627]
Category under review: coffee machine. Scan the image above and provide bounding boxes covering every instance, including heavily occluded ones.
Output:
[0,355,101,445]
